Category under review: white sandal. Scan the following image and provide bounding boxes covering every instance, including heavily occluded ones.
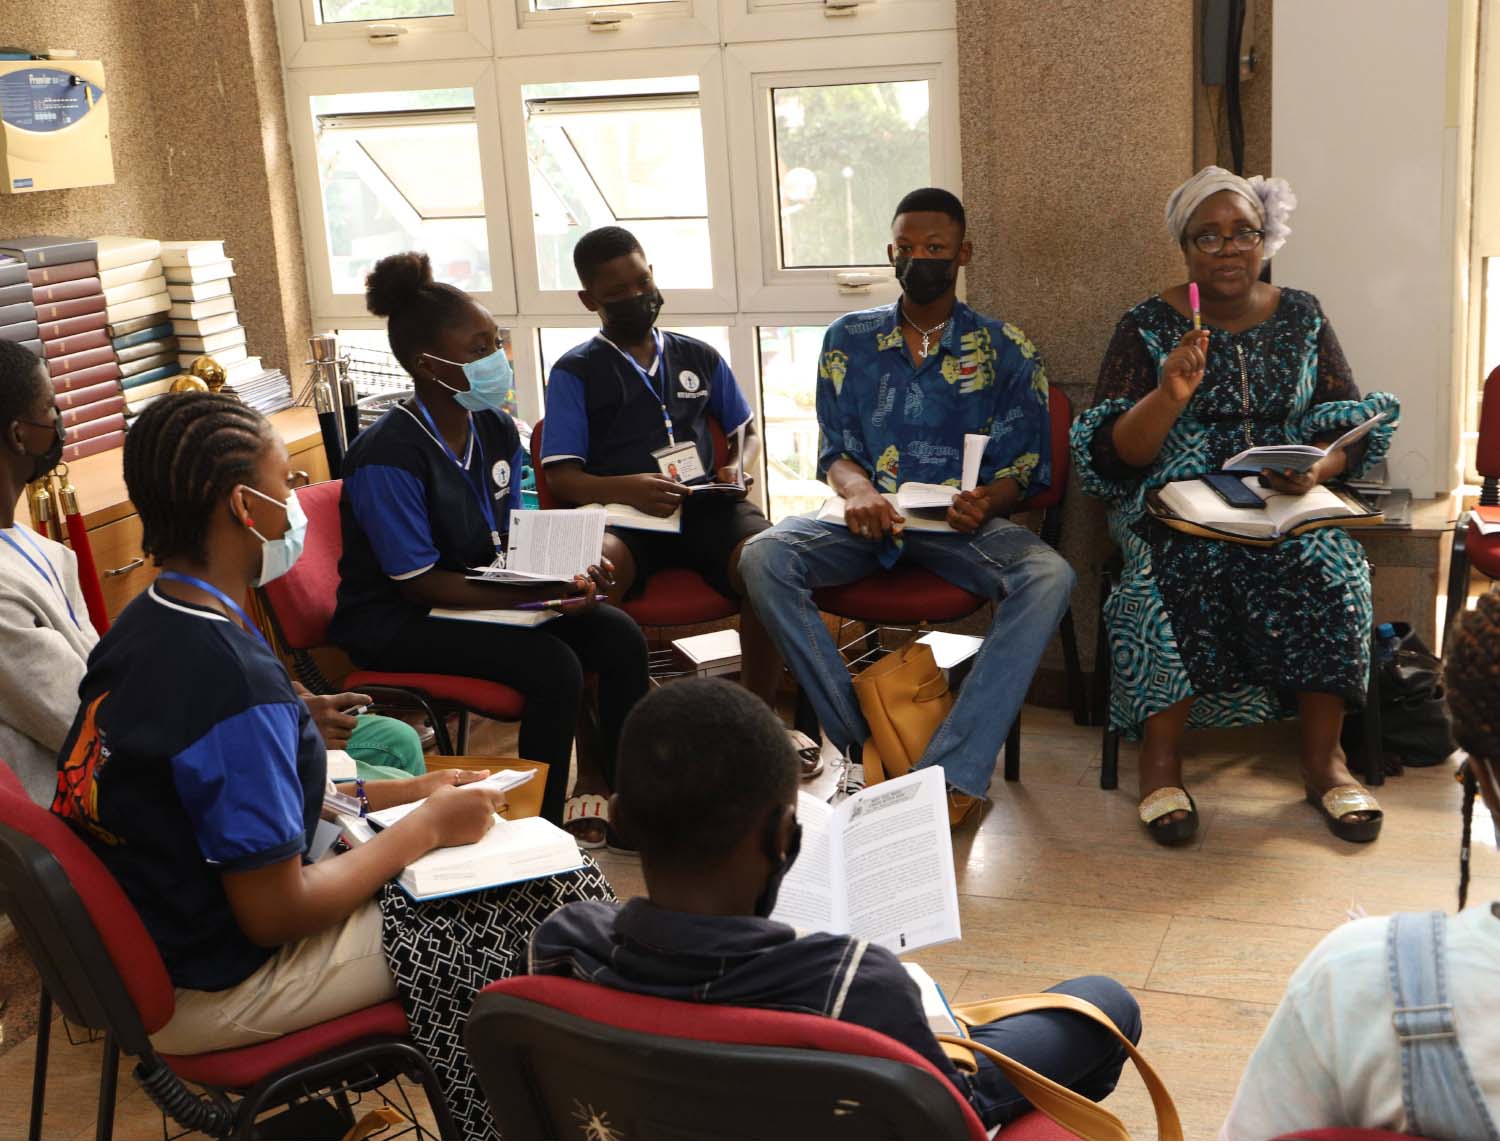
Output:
[788,729,824,780]
[563,793,608,850]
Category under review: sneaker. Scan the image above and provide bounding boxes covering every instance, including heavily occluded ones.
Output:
[826,755,865,804]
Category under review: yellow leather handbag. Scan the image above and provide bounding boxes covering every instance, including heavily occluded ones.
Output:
[851,639,953,786]
[940,993,1182,1140]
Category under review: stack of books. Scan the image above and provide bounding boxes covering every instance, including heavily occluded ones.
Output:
[163,239,293,414]
[0,236,124,463]
[96,236,177,425]
[0,255,40,356]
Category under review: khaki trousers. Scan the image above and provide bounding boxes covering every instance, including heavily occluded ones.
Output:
[151,900,395,1055]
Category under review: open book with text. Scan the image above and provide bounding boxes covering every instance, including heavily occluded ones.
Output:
[466,507,607,585]
[1150,477,1382,544]
[771,767,961,954]
[817,493,955,534]
[1222,411,1390,475]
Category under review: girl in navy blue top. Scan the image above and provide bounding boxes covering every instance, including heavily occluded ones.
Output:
[54,392,614,1137]
[329,253,649,833]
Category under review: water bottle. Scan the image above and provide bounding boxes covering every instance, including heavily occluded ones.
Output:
[1375,622,1400,663]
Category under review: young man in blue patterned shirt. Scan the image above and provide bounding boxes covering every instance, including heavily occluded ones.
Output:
[740,188,1075,822]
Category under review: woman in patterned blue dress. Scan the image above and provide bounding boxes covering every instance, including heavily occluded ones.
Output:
[1070,167,1399,847]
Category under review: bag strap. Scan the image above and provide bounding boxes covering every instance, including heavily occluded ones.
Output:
[944,993,1182,1141]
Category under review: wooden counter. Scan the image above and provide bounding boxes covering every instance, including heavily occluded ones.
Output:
[25,407,329,620]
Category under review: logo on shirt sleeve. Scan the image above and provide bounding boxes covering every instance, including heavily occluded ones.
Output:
[491,459,512,499]
[676,369,706,400]
[52,693,122,845]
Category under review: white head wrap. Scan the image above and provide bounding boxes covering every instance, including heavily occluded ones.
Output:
[1164,165,1297,259]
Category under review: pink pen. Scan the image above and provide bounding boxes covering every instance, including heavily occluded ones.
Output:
[515,594,609,611]
[1188,281,1201,331]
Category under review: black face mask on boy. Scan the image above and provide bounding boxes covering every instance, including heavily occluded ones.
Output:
[752,817,803,918]
[893,255,958,306]
[601,288,664,344]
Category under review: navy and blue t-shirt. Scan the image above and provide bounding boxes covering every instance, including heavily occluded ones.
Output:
[542,330,753,477]
[331,403,526,661]
[52,585,325,992]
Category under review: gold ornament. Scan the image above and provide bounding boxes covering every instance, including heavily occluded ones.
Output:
[188,355,227,392]
[170,374,210,394]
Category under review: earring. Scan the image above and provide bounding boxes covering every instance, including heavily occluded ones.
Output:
[245,517,255,527]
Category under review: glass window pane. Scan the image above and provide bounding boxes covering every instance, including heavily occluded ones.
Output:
[318,0,454,23]
[336,328,519,418]
[524,79,712,292]
[532,0,673,8]
[312,90,491,296]
[758,325,828,521]
[539,326,730,379]
[773,81,931,269]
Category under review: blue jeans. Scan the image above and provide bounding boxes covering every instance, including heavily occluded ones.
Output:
[739,515,1075,796]
[969,976,1141,1127]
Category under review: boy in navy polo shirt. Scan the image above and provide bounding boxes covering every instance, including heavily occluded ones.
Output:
[542,227,787,719]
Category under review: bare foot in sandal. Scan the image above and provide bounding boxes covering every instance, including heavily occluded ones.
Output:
[563,792,608,849]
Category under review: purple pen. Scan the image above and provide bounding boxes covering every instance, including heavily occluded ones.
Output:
[515,594,609,611]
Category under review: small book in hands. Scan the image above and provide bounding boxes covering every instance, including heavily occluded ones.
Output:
[1149,476,1383,546]
[1221,411,1390,475]
[770,767,961,955]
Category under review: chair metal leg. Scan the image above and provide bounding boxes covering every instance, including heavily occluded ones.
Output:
[1441,520,1470,656]
[1089,570,1115,728]
[95,1032,119,1140]
[28,989,51,1140]
[1101,727,1120,790]
[1003,714,1020,782]
[455,710,471,755]
[1058,607,1088,726]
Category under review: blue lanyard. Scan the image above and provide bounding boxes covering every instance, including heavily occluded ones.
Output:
[0,526,80,630]
[156,571,265,642]
[601,330,674,445]
[412,398,501,553]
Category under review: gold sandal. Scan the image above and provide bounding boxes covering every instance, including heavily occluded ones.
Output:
[1306,784,1383,843]
[1138,786,1199,845]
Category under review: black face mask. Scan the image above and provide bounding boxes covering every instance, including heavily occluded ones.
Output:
[893,255,958,306]
[600,288,664,344]
[16,414,63,482]
[752,818,803,918]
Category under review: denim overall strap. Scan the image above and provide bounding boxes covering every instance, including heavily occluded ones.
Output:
[1386,911,1499,1139]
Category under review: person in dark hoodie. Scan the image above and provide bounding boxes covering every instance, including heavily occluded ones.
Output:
[527,678,1142,1129]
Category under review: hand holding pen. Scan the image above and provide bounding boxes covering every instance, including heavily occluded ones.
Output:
[520,558,615,615]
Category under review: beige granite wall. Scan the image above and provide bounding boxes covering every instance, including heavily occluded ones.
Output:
[957,0,1202,698]
[0,0,310,377]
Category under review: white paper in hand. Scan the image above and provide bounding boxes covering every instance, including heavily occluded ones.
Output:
[962,433,987,492]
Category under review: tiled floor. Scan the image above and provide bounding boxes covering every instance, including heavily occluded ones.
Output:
[1,704,1496,1140]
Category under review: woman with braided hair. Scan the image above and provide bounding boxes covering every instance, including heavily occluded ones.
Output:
[1222,589,1500,1138]
[51,392,614,1138]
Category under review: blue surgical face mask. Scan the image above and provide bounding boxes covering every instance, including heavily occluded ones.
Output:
[423,348,514,413]
[242,486,306,586]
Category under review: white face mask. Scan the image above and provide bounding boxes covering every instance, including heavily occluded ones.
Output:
[241,486,307,587]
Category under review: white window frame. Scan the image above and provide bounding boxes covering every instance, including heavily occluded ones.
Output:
[490,0,719,55]
[274,0,492,69]
[719,0,953,44]
[285,60,518,325]
[725,32,961,313]
[1466,0,1499,486]
[494,46,738,317]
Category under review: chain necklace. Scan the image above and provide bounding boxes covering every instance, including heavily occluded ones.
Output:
[902,312,949,360]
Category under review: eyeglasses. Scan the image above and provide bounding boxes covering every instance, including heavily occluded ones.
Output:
[15,411,63,438]
[1191,228,1265,254]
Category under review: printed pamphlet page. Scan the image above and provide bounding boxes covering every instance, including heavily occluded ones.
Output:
[771,767,961,954]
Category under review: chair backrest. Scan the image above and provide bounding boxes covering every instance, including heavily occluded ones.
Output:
[465,975,986,1140]
[531,418,729,510]
[0,761,175,1050]
[258,479,345,652]
[1015,385,1074,513]
[1477,363,1500,487]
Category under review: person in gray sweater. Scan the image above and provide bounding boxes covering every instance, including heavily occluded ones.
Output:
[0,340,428,803]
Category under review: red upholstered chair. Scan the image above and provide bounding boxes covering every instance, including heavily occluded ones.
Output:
[808,387,1087,782]
[1444,363,1500,648]
[257,479,524,754]
[0,761,454,1140]
[531,418,739,677]
[464,975,1076,1140]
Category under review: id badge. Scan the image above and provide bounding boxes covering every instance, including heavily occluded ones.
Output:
[652,440,706,483]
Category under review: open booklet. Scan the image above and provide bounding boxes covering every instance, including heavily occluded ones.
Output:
[466,507,607,585]
[1153,476,1382,543]
[339,804,583,901]
[818,493,954,533]
[770,767,961,955]
[1222,411,1390,475]
[365,769,536,830]
[893,434,988,511]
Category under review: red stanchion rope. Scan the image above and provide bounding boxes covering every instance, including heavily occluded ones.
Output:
[55,472,111,634]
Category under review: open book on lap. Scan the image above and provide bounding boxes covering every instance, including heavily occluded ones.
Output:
[770,768,961,955]
[1150,477,1382,545]
[579,501,682,534]
[818,493,955,533]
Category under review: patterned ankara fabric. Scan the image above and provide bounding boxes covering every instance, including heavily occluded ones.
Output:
[1070,288,1400,739]
[379,860,616,1140]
